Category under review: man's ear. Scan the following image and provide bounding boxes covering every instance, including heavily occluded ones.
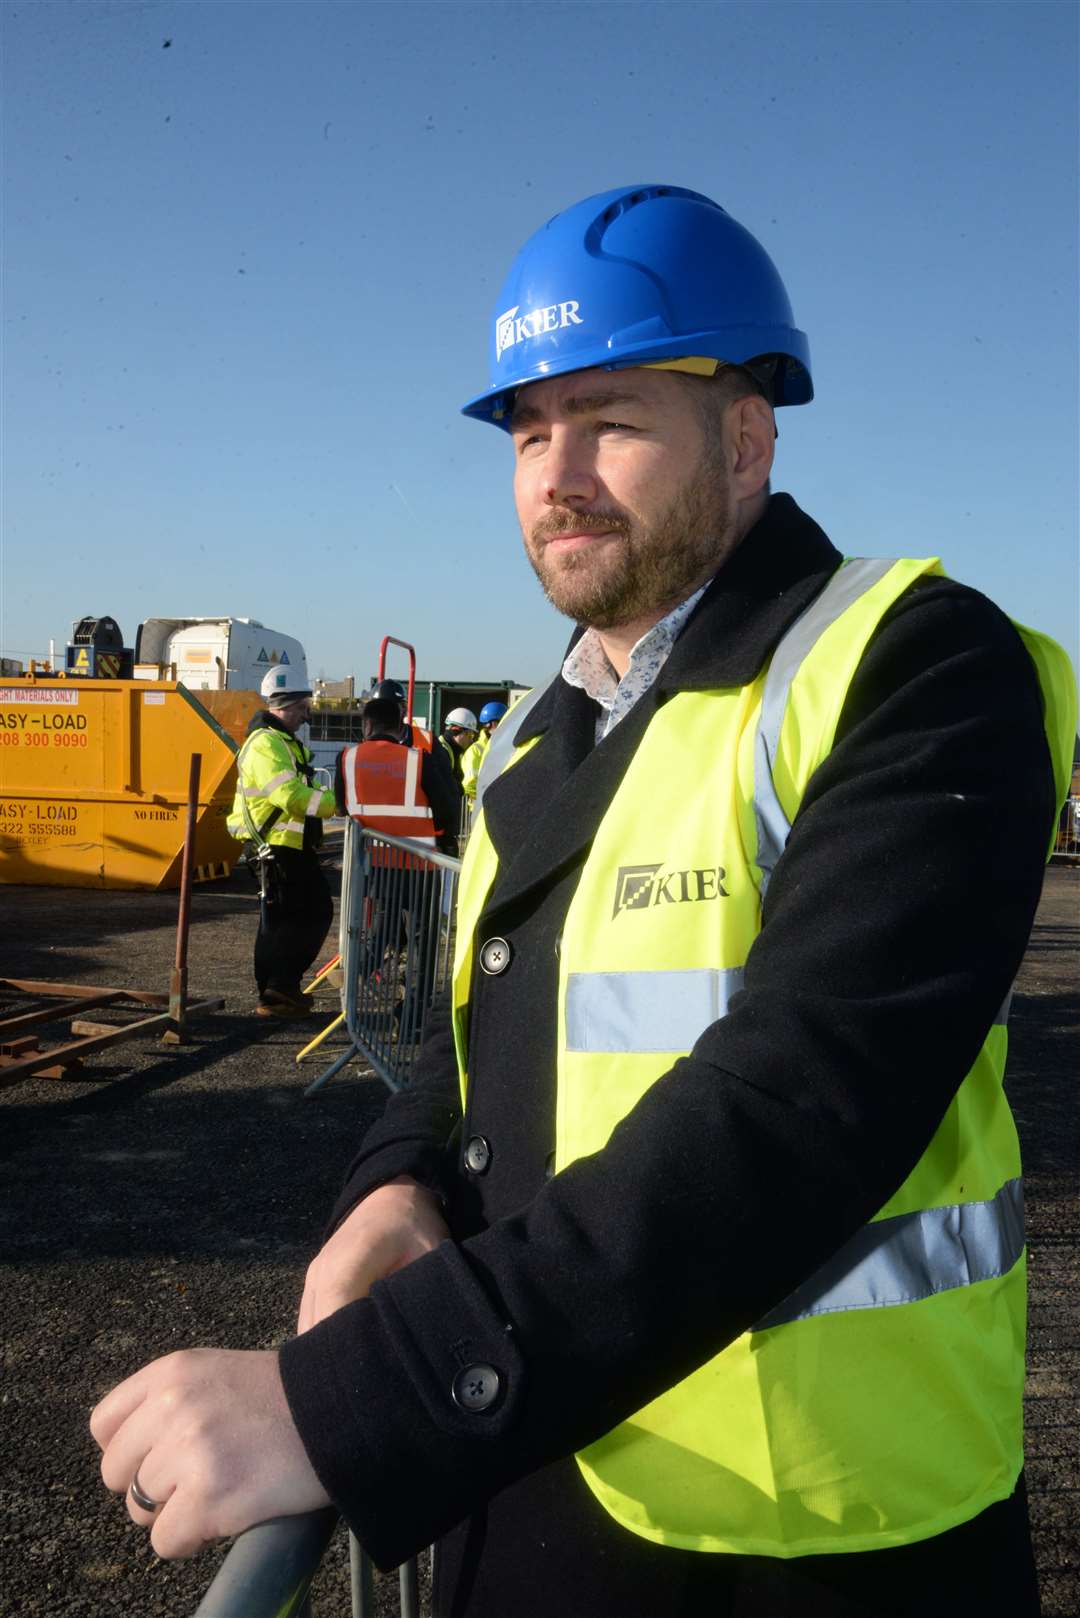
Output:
[728,394,775,500]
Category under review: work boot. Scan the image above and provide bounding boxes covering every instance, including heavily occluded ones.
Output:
[256,988,314,1019]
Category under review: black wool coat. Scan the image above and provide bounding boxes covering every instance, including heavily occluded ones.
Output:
[280,495,1055,1613]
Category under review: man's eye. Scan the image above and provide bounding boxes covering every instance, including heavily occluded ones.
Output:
[516,433,544,452]
[598,420,636,432]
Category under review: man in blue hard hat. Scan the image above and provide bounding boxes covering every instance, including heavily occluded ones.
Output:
[461,699,508,802]
[93,186,1074,1617]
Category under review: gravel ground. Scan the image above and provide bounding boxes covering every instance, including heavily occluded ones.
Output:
[1,850,1076,1617]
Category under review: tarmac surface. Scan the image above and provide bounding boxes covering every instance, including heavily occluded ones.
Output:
[1,849,1076,1618]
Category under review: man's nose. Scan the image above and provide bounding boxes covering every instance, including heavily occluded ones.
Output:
[542,429,598,507]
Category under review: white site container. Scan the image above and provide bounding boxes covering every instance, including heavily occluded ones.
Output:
[134,618,308,694]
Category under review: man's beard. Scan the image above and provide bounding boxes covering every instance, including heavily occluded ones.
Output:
[523,449,735,630]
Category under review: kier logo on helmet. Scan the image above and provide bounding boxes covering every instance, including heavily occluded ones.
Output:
[495,300,584,359]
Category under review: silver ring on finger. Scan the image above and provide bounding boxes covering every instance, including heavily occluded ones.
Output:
[130,1469,162,1514]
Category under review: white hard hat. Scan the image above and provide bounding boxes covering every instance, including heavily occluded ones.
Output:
[445,707,479,730]
[260,666,312,703]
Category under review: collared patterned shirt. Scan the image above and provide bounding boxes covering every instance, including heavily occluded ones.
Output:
[561,583,709,742]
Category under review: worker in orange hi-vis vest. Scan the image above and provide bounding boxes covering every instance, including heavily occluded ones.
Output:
[336,694,463,1012]
[335,696,461,857]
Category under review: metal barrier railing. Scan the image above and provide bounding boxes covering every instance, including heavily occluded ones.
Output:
[192,1512,424,1617]
[195,822,456,1616]
[306,822,462,1098]
[457,793,473,853]
[193,1510,337,1617]
[1054,795,1079,859]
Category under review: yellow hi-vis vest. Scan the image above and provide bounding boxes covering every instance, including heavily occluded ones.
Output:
[460,730,490,801]
[452,558,1077,1559]
[226,726,336,851]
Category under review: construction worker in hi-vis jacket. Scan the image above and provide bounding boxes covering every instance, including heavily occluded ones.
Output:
[226,665,337,1018]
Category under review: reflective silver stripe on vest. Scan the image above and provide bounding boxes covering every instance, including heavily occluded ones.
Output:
[753,1176,1024,1330]
[259,769,297,796]
[753,558,897,895]
[474,677,558,812]
[565,967,745,1052]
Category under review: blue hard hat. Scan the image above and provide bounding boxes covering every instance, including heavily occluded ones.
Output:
[479,701,508,725]
[462,184,812,428]
[375,679,406,703]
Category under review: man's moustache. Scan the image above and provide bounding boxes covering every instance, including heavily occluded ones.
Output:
[531,511,630,544]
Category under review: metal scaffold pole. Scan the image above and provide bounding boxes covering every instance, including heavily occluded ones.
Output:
[164,751,202,1044]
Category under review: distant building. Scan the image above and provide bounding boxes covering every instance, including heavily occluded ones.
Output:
[313,675,356,703]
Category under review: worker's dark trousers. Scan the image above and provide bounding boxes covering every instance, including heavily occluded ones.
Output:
[253,847,333,999]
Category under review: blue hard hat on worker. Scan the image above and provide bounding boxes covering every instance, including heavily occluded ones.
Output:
[478,701,507,726]
[461,183,812,427]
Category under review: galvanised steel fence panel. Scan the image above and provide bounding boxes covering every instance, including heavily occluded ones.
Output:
[307,821,462,1098]
[341,826,459,1093]
[1054,795,1079,860]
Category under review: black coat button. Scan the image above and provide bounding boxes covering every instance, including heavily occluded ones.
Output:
[464,1134,491,1175]
[479,936,511,976]
[452,1363,500,1412]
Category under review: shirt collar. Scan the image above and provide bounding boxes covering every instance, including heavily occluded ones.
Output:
[562,583,709,737]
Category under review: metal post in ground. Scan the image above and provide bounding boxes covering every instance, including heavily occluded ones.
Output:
[164,751,201,1045]
[349,1531,375,1617]
[399,1553,420,1618]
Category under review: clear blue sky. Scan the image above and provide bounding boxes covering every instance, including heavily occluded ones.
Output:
[3,0,1077,687]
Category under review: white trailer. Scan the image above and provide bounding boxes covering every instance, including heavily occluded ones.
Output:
[134,618,308,694]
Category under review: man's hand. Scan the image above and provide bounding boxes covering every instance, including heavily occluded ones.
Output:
[90,1347,330,1559]
[297,1175,449,1334]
